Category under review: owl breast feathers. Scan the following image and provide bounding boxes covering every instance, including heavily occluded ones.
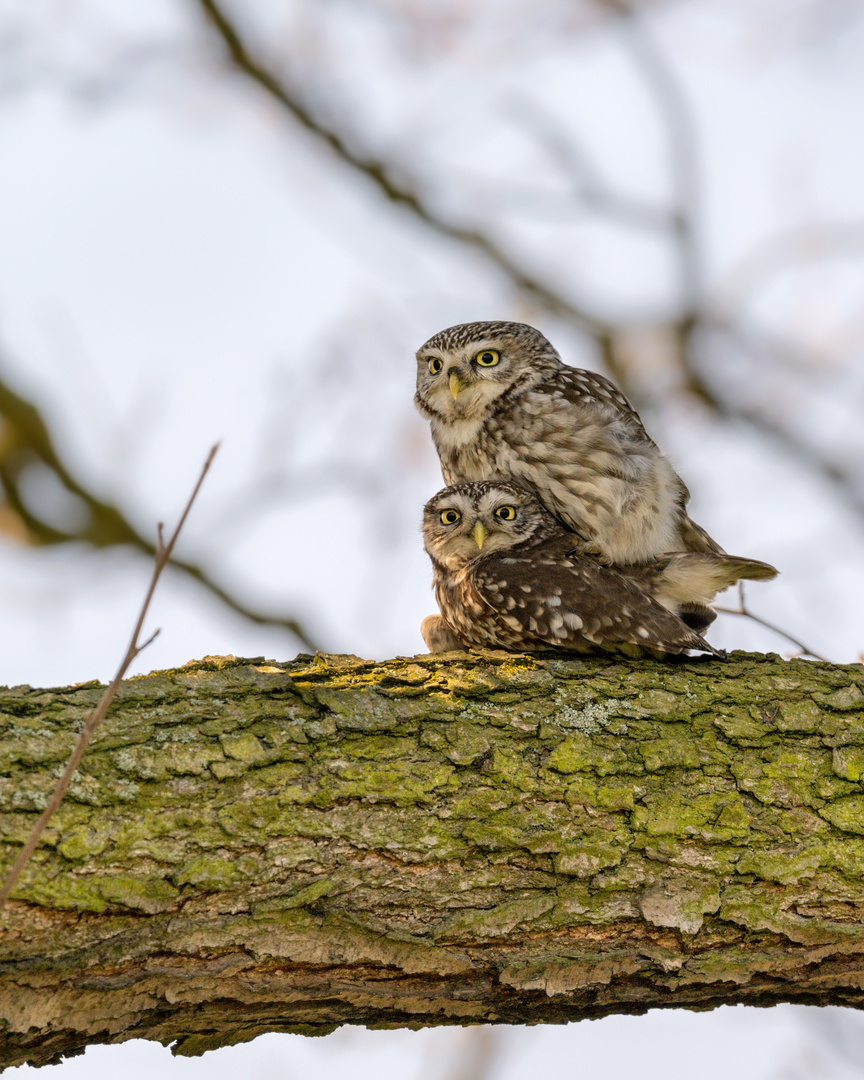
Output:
[421,482,778,658]
[415,320,721,566]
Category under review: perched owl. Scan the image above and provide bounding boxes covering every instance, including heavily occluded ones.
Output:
[421,482,778,657]
[415,320,721,566]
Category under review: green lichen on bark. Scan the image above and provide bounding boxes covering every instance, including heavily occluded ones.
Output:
[0,649,863,1068]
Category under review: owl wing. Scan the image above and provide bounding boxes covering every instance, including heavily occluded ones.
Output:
[550,366,655,443]
[678,513,725,555]
[508,367,727,561]
[471,551,721,657]
[552,369,727,553]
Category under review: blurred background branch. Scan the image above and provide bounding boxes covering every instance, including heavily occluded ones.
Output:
[0,0,860,678]
[0,361,320,650]
[0,0,863,1076]
[192,0,864,533]
[196,0,610,337]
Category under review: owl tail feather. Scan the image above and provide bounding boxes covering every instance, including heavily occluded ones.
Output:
[635,552,779,610]
[688,634,727,661]
[641,629,727,661]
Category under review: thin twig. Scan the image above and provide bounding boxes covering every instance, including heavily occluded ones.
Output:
[0,367,320,650]
[715,583,830,663]
[0,444,220,910]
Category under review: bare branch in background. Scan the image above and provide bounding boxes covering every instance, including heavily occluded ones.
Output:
[0,366,320,650]
[507,98,678,232]
[209,463,388,535]
[594,0,704,308]
[0,444,219,911]
[595,5,864,534]
[711,219,864,312]
[190,0,864,561]
[193,0,610,341]
[693,320,864,519]
[716,582,830,662]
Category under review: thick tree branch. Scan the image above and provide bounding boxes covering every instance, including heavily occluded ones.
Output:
[1,651,864,1068]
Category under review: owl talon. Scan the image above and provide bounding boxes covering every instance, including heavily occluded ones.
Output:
[565,541,613,565]
[421,614,464,654]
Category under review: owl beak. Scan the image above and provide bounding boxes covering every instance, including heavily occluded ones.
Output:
[471,521,488,550]
[449,371,467,399]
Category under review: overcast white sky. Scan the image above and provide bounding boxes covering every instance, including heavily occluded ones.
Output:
[2,1,864,1076]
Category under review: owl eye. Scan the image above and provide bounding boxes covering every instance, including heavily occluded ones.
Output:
[495,505,517,521]
[474,349,500,367]
[428,357,443,375]
[440,508,461,525]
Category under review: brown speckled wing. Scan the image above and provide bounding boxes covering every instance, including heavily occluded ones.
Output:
[471,549,717,656]
[549,366,654,440]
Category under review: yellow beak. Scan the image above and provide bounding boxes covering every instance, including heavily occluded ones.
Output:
[449,371,467,399]
[471,521,488,550]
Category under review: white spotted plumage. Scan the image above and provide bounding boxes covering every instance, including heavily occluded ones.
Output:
[421,482,778,657]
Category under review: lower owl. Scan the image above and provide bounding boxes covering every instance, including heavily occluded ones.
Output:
[421,482,778,658]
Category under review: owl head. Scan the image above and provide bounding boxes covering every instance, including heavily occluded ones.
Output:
[423,481,558,570]
[415,321,560,420]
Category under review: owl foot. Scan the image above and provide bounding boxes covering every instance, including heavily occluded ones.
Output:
[565,540,613,565]
[421,614,464,654]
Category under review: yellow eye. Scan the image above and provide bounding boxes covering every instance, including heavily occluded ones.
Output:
[495,505,516,521]
[428,357,443,375]
[440,509,461,525]
[475,349,500,367]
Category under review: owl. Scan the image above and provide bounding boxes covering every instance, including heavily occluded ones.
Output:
[415,320,721,567]
[421,482,778,657]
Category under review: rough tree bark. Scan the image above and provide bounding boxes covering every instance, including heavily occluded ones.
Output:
[1,650,864,1069]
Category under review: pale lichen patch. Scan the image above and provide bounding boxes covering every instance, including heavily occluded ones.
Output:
[639,879,721,935]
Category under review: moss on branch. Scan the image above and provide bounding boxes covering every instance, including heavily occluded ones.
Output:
[1,650,863,1068]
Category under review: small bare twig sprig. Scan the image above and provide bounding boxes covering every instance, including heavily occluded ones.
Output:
[715,582,830,663]
[0,443,220,911]
[0,367,319,649]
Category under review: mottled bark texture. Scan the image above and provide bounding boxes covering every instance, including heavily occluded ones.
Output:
[2,650,864,1069]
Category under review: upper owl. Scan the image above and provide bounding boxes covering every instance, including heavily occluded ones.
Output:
[415,320,721,565]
